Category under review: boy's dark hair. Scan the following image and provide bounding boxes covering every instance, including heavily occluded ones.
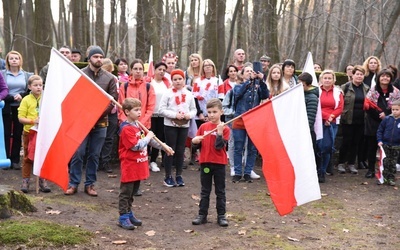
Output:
[122,98,141,112]
[298,72,313,86]
[28,75,43,85]
[206,98,223,110]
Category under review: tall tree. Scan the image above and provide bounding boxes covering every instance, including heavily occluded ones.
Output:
[264,0,280,63]
[119,0,129,59]
[96,0,105,49]
[216,0,226,71]
[71,0,84,51]
[188,0,196,55]
[24,0,35,72]
[373,1,400,59]
[203,0,218,63]
[34,0,53,71]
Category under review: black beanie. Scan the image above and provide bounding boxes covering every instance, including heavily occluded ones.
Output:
[88,46,105,59]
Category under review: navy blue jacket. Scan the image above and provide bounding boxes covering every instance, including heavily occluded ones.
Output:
[377,115,400,146]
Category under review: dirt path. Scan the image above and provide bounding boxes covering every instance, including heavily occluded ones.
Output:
[1,161,400,249]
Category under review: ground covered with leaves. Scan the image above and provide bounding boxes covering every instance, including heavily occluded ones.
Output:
[1,159,400,249]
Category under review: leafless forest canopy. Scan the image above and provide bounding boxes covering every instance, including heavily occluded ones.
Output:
[1,0,400,75]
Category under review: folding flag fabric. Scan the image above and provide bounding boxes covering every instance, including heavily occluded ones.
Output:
[376,145,386,184]
[302,52,323,140]
[241,84,321,216]
[33,48,113,191]
[147,45,154,79]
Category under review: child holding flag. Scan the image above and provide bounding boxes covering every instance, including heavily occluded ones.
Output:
[117,97,173,230]
[377,100,400,186]
[191,98,230,227]
[18,75,51,193]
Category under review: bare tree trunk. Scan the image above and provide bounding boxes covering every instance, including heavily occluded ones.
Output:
[195,0,201,52]
[175,0,185,65]
[373,1,400,59]
[188,0,196,55]
[293,0,311,63]
[71,0,84,51]
[119,0,129,59]
[216,0,226,71]
[264,0,279,63]
[34,0,53,71]
[338,0,363,72]
[222,0,241,72]
[105,0,116,57]
[96,0,105,49]
[202,0,218,63]
[2,0,12,52]
[321,0,335,68]
[25,0,35,72]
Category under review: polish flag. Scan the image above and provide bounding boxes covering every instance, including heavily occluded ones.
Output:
[376,145,386,184]
[33,48,113,191]
[147,45,154,79]
[302,52,323,140]
[242,84,321,216]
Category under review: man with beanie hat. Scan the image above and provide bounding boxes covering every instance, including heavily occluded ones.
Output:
[65,45,118,197]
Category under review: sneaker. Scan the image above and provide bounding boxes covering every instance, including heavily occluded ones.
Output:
[230,167,235,177]
[232,175,241,183]
[318,174,326,183]
[397,164,400,172]
[104,163,113,173]
[128,211,142,226]
[133,190,142,196]
[337,164,346,174]
[388,179,396,186]
[250,170,260,179]
[243,174,253,183]
[21,178,30,193]
[12,163,21,170]
[348,165,358,174]
[365,170,374,178]
[176,176,185,187]
[192,215,207,225]
[164,176,176,187]
[84,185,98,196]
[150,162,160,172]
[39,178,51,193]
[118,214,135,230]
[217,215,228,227]
[64,186,77,195]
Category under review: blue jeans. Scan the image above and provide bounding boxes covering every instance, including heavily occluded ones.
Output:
[69,127,107,187]
[318,124,337,175]
[233,129,257,175]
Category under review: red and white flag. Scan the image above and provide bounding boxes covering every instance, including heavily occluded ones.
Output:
[33,48,113,191]
[376,145,386,184]
[147,45,154,79]
[242,84,321,216]
[302,52,323,140]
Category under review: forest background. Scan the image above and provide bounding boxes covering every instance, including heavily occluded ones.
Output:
[1,0,400,76]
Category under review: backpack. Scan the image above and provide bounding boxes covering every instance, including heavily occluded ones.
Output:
[123,81,150,99]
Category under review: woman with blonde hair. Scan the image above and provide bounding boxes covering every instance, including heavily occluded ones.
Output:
[185,53,202,86]
[362,56,381,89]
[2,51,32,170]
[266,64,289,98]
[317,69,344,183]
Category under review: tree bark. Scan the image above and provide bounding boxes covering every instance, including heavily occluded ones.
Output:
[96,0,105,49]
[34,0,53,71]
[373,1,400,58]
[222,0,241,73]
[0,185,37,219]
[203,0,218,64]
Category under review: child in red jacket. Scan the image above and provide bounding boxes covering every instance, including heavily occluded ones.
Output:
[118,98,173,230]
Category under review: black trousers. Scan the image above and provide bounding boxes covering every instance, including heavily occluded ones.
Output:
[118,180,140,215]
[163,126,188,177]
[150,116,165,162]
[338,124,364,165]
[366,135,378,172]
[198,163,226,216]
[3,106,23,164]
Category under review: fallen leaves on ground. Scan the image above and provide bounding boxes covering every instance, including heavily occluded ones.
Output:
[191,194,200,201]
[184,229,194,233]
[112,240,127,245]
[145,230,156,236]
[45,210,61,215]
[343,228,350,233]
[238,230,246,235]
[108,174,117,178]
[288,236,300,242]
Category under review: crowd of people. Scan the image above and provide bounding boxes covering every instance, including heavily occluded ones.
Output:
[1,45,400,229]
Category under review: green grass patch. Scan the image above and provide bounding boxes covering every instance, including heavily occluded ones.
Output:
[44,195,101,211]
[0,219,93,247]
